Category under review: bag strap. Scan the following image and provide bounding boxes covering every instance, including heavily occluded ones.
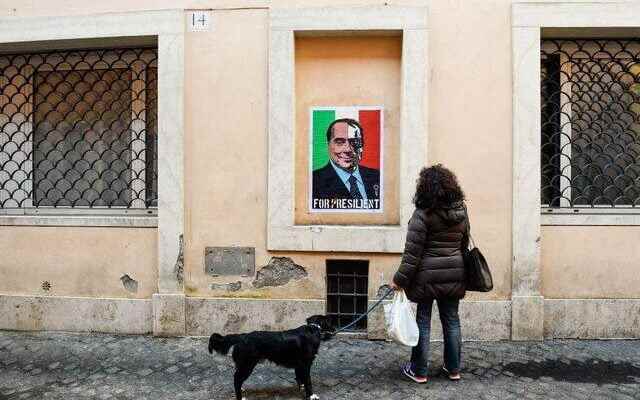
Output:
[463,202,475,249]
[469,232,476,249]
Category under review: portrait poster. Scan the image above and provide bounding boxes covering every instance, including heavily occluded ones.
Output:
[309,106,384,213]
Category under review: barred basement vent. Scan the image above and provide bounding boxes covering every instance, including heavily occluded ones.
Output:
[326,259,369,332]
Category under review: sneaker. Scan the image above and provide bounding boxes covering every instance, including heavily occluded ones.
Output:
[441,366,461,381]
[402,362,428,383]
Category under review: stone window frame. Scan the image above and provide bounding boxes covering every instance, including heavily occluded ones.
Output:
[511,1,640,340]
[513,2,640,228]
[0,10,184,301]
[268,6,428,252]
[0,10,184,231]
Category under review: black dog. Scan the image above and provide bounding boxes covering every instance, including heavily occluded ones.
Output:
[208,315,334,400]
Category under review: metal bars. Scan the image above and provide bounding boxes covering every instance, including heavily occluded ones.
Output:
[0,47,158,211]
[541,39,640,209]
[326,260,369,331]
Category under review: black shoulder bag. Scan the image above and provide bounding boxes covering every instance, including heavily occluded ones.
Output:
[462,207,493,292]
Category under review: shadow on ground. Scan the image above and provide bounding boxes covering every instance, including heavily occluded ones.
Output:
[503,359,640,385]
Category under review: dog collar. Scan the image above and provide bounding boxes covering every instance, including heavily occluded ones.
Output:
[308,323,322,331]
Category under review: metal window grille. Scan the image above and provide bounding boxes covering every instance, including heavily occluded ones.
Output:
[541,39,640,210]
[326,260,369,331]
[0,47,158,213]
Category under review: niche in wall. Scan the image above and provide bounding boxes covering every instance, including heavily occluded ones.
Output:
[294,34,402,226]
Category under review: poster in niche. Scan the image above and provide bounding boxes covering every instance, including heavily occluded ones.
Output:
[309,106,383,213]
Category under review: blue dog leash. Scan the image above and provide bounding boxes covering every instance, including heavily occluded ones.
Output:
[329,287,395,336]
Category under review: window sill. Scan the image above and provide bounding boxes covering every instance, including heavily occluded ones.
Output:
[541,212,640,226]
[0,214,157,228]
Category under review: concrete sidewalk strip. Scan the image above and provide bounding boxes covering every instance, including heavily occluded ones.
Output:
[0,332,639,400]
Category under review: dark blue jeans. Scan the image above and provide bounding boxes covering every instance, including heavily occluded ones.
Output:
[410,298,461,376]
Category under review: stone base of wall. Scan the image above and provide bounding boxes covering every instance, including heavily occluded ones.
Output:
[153,294,186,337]
[0,294,151,334]
[544,299,640,339]
[185,297,326,336]
[2,295,639,340]
[512,295,545,341]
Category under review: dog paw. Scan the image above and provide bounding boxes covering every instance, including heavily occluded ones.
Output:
[310,394,319,400]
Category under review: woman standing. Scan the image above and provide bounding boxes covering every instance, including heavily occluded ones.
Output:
[390,164,469,383]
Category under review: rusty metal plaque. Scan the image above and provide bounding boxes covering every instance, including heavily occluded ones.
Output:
[205,247,255,277]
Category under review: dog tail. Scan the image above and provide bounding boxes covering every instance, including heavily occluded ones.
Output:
[208,333,241,355]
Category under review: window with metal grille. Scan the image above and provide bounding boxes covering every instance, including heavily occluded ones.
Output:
[541,39,640,210]
[326,260,369,331]
[0,47,158,213]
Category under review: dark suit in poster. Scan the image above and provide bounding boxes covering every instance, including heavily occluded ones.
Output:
[312,163,380,210]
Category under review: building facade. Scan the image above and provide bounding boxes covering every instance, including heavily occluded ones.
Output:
[0,0,638,340]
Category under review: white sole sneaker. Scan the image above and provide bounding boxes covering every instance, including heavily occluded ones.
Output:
[442,366,461,381]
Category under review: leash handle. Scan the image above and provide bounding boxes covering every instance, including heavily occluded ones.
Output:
[329,287,395,336]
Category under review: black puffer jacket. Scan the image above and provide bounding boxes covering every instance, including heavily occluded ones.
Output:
[393,201,469,302]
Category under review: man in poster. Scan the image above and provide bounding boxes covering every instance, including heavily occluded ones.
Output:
[312,118,381,211]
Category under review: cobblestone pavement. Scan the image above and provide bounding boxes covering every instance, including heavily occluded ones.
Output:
[1,331,640,400]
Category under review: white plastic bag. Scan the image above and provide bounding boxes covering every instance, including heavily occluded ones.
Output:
[383,290,419,346]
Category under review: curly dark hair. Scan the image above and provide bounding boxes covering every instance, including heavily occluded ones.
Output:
[413,164,465,209]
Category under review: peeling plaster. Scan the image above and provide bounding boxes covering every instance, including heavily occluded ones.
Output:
[120,274,138,293]
[252,257,307,288]
[175,234,184,288]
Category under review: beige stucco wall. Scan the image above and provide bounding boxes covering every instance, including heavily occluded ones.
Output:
[0,226,157,298]
[0,0,512,302]
[4,0,637,305]
[541,227,640,299]
[183,1,512,301]
[427,0,513,300]
[183,8,270,297]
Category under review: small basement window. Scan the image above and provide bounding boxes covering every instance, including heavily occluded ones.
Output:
[326,259,369,331]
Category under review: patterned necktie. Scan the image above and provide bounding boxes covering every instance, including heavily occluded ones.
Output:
[348,175,363,199]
